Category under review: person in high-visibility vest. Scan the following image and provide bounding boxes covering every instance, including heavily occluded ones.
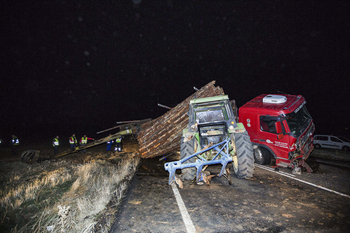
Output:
[106,134,113,152]
[115,136,123,152]
[69,134,77,151]
[79,135,94,153]
[52,136,59,155]
[11,135,19,155]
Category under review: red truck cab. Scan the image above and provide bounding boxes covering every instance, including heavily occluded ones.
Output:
[239,94,315,173]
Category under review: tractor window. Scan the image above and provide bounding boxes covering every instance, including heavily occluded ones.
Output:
[196,109,225,123]
[260,116,285,134]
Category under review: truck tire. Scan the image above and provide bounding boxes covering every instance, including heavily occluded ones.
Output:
[232,132,254,179]
[314,144,321,149]
[180,136,196,180]
[254,147,272,165]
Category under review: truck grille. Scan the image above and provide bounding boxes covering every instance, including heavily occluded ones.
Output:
[300,123,314,147]
[300,123,315,157]
[302,138,313,156]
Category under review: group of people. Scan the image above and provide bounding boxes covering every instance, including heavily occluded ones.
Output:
[10,134,122,156]
[52,134,94,155]
[52,134,123,155]
[106,134,123,152]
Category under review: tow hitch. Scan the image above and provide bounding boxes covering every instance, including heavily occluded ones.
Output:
[164,138,233,186]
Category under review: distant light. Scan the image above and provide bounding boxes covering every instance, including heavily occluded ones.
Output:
[84,51,89,56]
[132,0,142,4]
[78,17,83,22]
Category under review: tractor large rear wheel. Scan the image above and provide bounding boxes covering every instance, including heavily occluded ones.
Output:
[232,132,254,179]
[180,136,196,180]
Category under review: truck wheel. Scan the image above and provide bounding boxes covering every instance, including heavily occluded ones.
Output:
[180,136,196,180]
[314,144,321,149]
[343,146,349,151]
[254,147,272,165]
[232,132,254,179]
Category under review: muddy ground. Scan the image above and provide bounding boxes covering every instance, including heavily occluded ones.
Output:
[111,154,350,233]
[1,141,350,232]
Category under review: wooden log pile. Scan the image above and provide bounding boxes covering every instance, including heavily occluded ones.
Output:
[137,81,224,159]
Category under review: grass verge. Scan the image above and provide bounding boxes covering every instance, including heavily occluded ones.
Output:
[0,151,140,232]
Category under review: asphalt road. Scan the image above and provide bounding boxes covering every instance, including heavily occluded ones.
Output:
[110,157,350,233]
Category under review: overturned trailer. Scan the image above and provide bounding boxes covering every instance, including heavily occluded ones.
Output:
[20,119,151,163]
[20,81,223,163]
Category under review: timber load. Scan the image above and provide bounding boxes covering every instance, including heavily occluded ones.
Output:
[137,81,224,159]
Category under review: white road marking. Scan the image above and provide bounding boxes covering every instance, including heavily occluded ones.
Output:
[256,164,350,199]
[171,183,196,233]
[257,165,296,177]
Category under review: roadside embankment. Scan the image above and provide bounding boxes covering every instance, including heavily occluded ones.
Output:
[310,149,350,162]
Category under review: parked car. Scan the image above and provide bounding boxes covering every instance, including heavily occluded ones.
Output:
[313,135,350,151]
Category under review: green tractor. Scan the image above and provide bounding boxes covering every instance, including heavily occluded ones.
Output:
[180,95,255,180]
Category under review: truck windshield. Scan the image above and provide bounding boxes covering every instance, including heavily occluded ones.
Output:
[286,105,312,136]
[195,109,225,124]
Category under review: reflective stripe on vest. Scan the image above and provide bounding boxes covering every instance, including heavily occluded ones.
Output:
[12,138,19,145]
[81,137,87,144]
[53,138,59,146]
[70,137,77,144]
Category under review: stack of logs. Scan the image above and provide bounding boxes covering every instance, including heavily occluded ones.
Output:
[137,80,224,159]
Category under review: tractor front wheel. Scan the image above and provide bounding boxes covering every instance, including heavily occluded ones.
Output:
[231,132,255,179]
[180,136,196,180]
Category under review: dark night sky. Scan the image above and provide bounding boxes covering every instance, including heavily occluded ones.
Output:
[1,0,349,142]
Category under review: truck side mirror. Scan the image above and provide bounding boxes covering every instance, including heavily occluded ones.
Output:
[275,121,284,140]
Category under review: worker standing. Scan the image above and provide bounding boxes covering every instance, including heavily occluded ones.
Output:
[69,134,77,151]
[79,135,94,153]
[106,134,113,152]
[115,136,123,152]
[53,136,59,155]
[11,135,19,155]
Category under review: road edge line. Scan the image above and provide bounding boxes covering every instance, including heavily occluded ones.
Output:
[171,183,196,233]
[256,164,350,199]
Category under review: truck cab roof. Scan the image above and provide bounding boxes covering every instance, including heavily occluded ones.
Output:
[240,94,306,116]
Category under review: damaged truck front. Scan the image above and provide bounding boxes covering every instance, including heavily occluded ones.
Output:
[239,94,315,174]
